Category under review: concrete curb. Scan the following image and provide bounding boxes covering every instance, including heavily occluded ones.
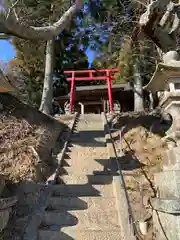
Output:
[101,112,136,240]
[46,112,79,185]
[23,113,79,240]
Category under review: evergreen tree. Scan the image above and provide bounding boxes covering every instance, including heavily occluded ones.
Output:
[4,0,87,108]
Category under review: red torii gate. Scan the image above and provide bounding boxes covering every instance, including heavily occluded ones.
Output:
[64,69,119,113]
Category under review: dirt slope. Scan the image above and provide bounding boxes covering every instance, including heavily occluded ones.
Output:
[111,112,169,239]
[0,93,65,183]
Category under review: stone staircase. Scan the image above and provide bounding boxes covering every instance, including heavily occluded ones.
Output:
[38,114,123,240]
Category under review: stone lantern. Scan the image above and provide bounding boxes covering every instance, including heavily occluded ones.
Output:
[144,63,180,240]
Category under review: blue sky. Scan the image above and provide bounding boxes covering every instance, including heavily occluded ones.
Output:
[0,40,16,62]
[86,47,96,66]
[0,40,95,66]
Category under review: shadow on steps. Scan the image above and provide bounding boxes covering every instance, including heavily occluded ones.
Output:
[38,229,75,240]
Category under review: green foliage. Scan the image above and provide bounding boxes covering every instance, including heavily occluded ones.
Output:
[4,0,89,105]
[89,0,157,87]
[3,0,159,106]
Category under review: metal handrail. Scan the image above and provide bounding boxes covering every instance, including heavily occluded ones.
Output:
[104,113,137,237]
[110,128,123,156]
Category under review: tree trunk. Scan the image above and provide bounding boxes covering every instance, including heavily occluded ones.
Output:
[133,59,144,112]
[149,92,154,111]
[27,76,32,104]
[39,39,54,115]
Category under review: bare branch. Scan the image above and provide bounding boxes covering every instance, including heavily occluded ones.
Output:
[132,0,148,7]
[139,0,178,52]
[11,0,20,21]
[6,0,20,20]
[0,0,83,40]
[0,68,17,93]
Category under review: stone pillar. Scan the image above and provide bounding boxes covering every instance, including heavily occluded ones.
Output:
[103,100,106,113]
[78,102,84,115]
[143,64,180,239]
[149,92,153,110]
[107,100,110,113]
[152,87,180,239]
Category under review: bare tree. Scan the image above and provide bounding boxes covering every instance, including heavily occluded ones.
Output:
[0,0,83,40]
[0,0,84,114]
[133,57,144,112]
[139,0,180,65]
[39,39,54,114]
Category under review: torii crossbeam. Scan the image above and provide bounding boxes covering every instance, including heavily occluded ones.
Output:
[64,69,119,113]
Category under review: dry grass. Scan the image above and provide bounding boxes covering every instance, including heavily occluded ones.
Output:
[0,93,65,183]
[0,113,39,182]
[112,113,168,239]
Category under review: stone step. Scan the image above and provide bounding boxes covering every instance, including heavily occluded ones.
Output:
[74,128,104,132]
[60,159,118,175]
[76,121,103,126]
[80,113,101,118]
[65,147,107,157]
[61,157,110,170]
[50,184,115,197]
[70,138,106,147]
[71,133,104,140]
[63,150,108,159]
[71,128,105,140]
[71,130,104,135]
[63,153,107,163]
[59,174,114,185]
[47,196,117,211]
[154,170,180,198]
[41,209,120,230]
[74,121,104,126]
[59,166,105,175]
[38,229,122,240]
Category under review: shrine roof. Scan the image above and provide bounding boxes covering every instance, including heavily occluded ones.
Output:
[75,83,131,92]
[55,83,132,101]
